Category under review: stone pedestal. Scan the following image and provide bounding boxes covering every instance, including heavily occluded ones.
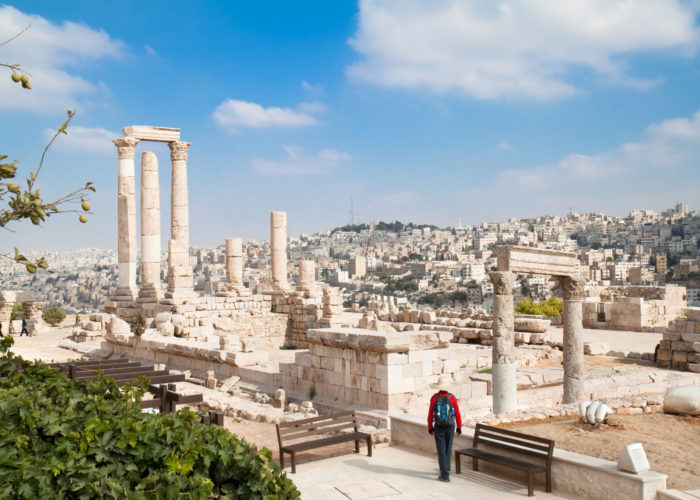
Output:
[138,151,162,306]
[113,137,140,300]
[270,211,290,290]
[489,271,516,415]
[559,276,586,404]
[297,260,321,297]
[220,237,250,297]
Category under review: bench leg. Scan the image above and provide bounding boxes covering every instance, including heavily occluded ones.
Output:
[527,471,534,497]
[366,437,372,457]
[355,439,360,453]
[546,468,552,492]
[280,451,285,471]
[455,452,461,474]
[473,457,478,471]
[291,452,296,474]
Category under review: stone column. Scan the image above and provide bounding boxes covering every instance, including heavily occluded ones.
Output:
[558,276,586,405]
[166,141,194,298]
[270,211,289,290]
[226,237,243,287]
[298,260,315,285]
[489,271,516,415]
[113,137,140,298]
[139,151,162,301]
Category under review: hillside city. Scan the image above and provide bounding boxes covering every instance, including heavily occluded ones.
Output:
[2,202,698,313]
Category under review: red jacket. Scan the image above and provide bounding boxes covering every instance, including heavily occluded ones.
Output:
[427,391,462,431]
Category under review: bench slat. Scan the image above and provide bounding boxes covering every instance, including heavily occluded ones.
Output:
[282,432,370,452]
[457,448,545,471]
[280,416,357,437]
[476,438,550,460]
[281,422,359,441]
[475,424,554,446]
[478,431,552,453]
[278,410,356,429]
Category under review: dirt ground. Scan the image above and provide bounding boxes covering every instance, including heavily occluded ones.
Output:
[502,414,700,491]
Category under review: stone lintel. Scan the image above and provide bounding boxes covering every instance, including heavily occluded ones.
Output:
[497,245,578,277]
[307,327,451,352]
[123,126,180,143]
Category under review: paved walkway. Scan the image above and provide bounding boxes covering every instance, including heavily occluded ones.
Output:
[549,326,662,354]
[292,446,577,499]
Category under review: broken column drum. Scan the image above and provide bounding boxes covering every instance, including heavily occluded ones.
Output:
[298,260,315,285]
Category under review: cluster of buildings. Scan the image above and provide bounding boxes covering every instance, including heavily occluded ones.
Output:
[1,203,697,314]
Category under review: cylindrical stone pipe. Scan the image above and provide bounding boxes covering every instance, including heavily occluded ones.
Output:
[114,137,139,293]
[489,271,517,415]
[226,237,243,285]
[140,151,161,288]
[270,211,288,288]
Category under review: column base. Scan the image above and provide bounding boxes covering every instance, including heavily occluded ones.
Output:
[492,362,517,415]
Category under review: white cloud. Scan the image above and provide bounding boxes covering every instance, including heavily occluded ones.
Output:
[212,99,323,132]
[144,45,156,56]
[45,125,117,154]
[0,6,125,112]
[347,0,700,100]
[456,109,700,215]
[498,141,511,151]
[301,80,323,96]
[251,146,351,175]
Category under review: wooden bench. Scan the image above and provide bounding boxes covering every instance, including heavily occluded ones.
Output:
[455,424,554,497]
[276,411,372,473]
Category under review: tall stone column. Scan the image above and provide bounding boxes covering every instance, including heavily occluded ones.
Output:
[138,151,161,301]
[113,137,140,298]
[558,276,586,404]
[166,141,194,298]
[489,271,516,415]
[270,211,289,290]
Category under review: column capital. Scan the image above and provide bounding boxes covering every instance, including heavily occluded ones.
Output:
[169,141,191,161]
[489,271,514,295]
[558,276,586,300]
[113,137,140,159]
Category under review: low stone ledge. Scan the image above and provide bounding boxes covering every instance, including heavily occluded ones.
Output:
[307,327,452,352]
[390,414,667,500]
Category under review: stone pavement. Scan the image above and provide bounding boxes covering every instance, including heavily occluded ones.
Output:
[291,445,577,499]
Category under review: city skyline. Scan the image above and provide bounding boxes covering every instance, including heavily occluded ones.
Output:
[1,1,699,252]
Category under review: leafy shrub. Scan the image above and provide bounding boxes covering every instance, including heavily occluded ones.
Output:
[42,307,66,326]
[10,303,23,320]
[0,337,299,499]
[130,311,146,336]
[515,297,563,317]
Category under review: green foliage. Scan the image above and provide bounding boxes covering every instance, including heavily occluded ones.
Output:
[42,307,66,326]
[0,347,300,499]
[515,297,563,317]
[130,312,147,337]
[10,303,23,320]
[308,384,316,400]
[383,275,419,293]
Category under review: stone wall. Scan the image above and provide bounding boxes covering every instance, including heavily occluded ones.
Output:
[656,307,700,372]
[280,328,455,413]
[583,285,686,332]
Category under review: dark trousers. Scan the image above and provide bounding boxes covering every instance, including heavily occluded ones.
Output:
[433,424,455,477]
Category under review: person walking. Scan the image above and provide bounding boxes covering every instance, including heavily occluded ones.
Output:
[20,318,29,337]
[428,375,462,482]
[0,322,3,338]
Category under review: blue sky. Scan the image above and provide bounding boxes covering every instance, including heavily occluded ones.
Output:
[2,1,700,252]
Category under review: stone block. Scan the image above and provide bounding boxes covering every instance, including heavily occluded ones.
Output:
[584,342,611,355]
[663,331,682,341]
[617,443,650,474]
[656,349,672,361]
[681,332,700,343]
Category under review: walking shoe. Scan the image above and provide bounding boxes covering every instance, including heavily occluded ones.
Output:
[438,475,448,482]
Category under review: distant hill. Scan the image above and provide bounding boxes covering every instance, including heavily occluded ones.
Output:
[331,221,439,234]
